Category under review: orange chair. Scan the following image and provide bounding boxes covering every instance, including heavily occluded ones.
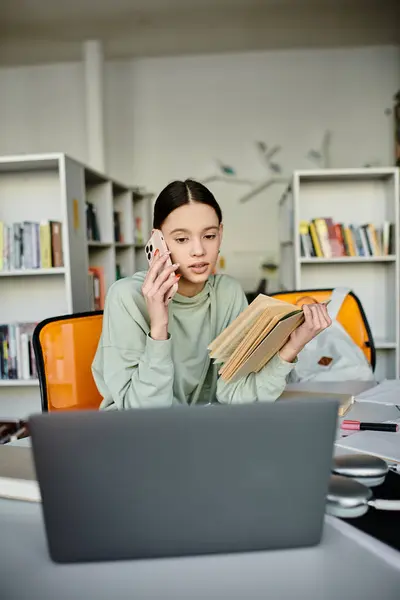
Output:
[270,289,376,371]
[32,311,104,412]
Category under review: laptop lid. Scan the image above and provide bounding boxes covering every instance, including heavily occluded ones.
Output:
[28,398,338,563]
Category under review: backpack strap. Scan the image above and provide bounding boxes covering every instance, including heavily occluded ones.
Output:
[327,287,351,321]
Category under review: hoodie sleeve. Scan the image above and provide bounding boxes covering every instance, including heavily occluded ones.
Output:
[215,284,296,405]
[91,280,175,410]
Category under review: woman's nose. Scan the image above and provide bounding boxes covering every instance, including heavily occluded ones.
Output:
[190,239,205,256]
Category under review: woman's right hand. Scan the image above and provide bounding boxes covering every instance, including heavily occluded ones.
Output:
[142,250,180,340]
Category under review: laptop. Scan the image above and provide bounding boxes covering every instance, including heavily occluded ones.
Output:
[28,398,338,564]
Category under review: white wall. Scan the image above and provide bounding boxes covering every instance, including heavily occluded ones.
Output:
[106,45,400,290]
[0,45,399,290]
[0,62,86,162]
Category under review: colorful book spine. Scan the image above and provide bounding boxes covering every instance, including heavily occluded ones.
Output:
[0,220,63,272]
[299,218,395,258]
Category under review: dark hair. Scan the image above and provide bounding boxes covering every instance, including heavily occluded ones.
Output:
[153,179,223,229]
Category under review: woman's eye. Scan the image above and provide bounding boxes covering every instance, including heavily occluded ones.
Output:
[205,234,217,240]
[175,238,188,244]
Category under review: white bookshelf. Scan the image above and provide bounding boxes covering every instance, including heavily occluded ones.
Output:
[279,167,400,382]
[0,153,152,418]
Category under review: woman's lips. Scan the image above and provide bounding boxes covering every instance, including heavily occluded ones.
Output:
[188,263,209,274]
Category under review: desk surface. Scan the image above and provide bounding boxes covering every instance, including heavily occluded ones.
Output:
[2,389,400,599]
[1,497,400,600]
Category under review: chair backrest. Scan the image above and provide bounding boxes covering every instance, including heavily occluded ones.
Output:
[33,311,104,412]
[270,289,375,370]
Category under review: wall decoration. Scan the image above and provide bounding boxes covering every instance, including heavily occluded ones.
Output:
[200,131,337,205]
[238,142,290,204]
[306,130,332,169]
[200,159,253,186]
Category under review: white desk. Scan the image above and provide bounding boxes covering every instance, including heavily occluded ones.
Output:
[283,380,400,458]
[0,495,399,600]
[2,387,400,599]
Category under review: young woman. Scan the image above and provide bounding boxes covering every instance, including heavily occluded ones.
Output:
[92,179,331,410]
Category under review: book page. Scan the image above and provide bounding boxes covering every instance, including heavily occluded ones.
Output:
[214,296,330,382]
[208,294,267,359]
[211,307,268,363]
[252,312,305,373]
[211,310,269,363]
[222,312,304,382]
[209,294,300,361]
[220,313,282,380]
[216,306,302,380]
[220,308,278,366]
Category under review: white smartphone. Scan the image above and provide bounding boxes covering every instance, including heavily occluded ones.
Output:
[145,229,171,265]
[145,229,178,300]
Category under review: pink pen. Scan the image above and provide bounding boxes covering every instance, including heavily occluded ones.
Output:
[341,420,399,433]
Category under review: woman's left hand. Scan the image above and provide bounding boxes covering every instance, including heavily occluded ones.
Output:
[279,303,332,363]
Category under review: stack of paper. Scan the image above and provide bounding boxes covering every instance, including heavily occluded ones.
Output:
[335,418,400,463]
[355,379,400,406]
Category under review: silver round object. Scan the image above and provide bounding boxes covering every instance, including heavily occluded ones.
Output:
[333,453,388,487]
[326,474,373,518]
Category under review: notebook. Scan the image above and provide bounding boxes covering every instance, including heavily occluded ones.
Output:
[0,445,40,503]
[335,418,400,463]
[208,294,328,383]
[355,379,400,406]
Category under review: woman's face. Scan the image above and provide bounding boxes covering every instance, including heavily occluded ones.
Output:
[160,203,223,285]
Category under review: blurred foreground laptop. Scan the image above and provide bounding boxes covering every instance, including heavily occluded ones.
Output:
[28,398,338,564]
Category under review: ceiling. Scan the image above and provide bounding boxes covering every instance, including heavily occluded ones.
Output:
[2,0,358,23]
[1,0,399,65]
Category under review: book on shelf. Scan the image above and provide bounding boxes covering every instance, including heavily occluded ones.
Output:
[113,211,123,243]
[208,294,328,383]
[299,218,395,259]
[135,217,144,246]
[88,266,105,311]
[0,220,63,271]
[0,322,37,381]
[86,202,101,241]
[116,264,127,280]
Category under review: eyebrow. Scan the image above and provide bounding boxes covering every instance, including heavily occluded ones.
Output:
[169,226,219,235]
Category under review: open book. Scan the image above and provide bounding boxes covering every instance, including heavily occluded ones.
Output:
[208,294,327,383]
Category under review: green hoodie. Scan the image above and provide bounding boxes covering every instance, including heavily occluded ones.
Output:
[91,271,295,410]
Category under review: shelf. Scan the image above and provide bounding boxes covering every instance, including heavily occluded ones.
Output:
[0,268,65,277]
[0,153,62,173]
[300,256,396,264]
[87,241,113,248]
[0,379,39,387]
[112,181,130,195]
[115,242,134,249]
[0,152,153,421]
[375,341,398,350]
[279,166,400,381]
[295,168,397,183]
